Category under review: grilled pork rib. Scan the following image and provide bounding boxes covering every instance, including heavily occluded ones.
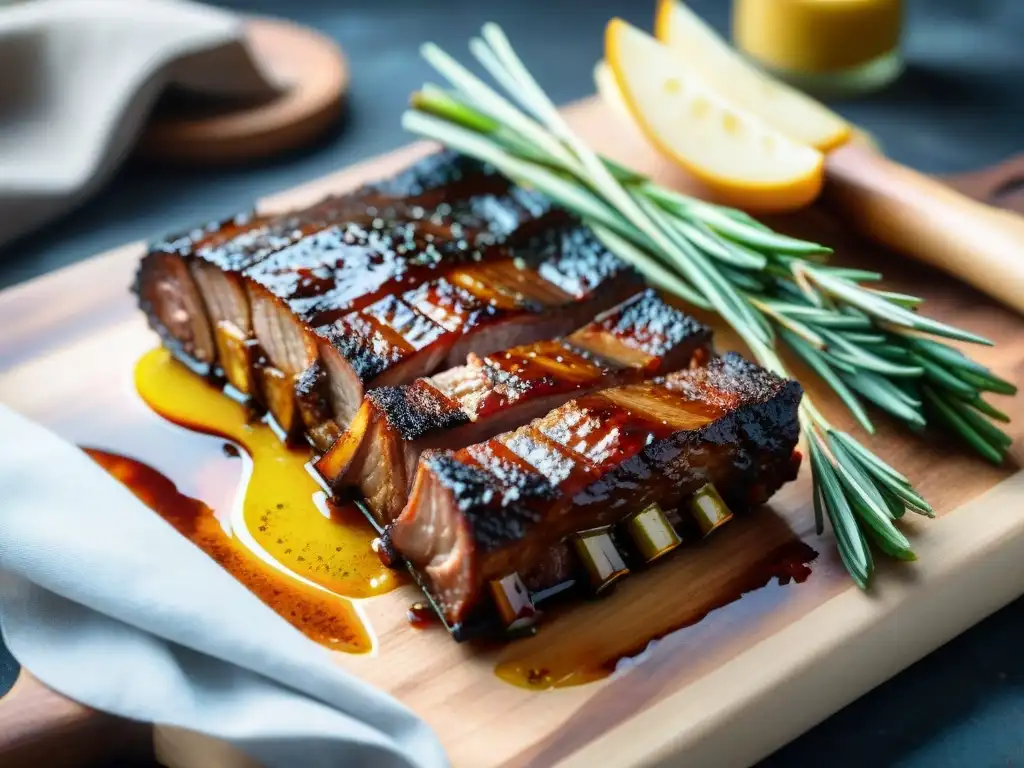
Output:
[135,151,518,376]
[316,290,712,526]
[247,216,638,429]
[387,353,803,627]
[134,152,641,448]
[135,151,809,641]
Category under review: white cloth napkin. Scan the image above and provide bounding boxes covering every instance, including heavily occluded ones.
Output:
[0,404,449,768]
[0,0,279,247]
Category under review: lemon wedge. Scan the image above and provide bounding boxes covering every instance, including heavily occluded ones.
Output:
[654,0,850,152]
[605,18,824,212]
[594,60,629,119]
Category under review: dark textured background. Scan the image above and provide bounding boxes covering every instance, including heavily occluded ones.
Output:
[2,0,1023,764]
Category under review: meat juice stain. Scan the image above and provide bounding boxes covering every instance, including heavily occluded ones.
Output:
[133,347,400,600]
[493,539,818,690]
[85,448,371,653]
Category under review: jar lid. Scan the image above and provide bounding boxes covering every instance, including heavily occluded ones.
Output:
[734,0,902,74]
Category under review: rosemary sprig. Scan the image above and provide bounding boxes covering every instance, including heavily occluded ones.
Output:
[402,24,1017,588]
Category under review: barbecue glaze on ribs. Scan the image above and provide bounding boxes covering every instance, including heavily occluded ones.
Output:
[135,152,641,449]
[135,151,805,640]
[387,354,803,626]
[315,290,712,525]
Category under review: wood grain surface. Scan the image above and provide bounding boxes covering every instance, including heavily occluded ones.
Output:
[1,98,1023,768]
[826,141,1024,315]
[0,670,151,767]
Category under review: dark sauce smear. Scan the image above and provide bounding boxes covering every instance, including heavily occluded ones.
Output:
[494,536,818,689]
[84,448,372,653]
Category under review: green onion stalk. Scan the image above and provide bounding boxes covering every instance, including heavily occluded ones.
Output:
[401,23,1017,588]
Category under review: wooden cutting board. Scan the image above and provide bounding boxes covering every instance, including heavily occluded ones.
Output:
[2,98,1023,768]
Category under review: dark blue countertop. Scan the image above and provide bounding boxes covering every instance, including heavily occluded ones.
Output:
[2,0,1023,764]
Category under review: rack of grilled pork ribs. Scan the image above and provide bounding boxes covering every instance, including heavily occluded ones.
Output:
[135,151,804,640]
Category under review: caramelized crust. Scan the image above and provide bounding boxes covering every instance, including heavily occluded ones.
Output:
[134,153,510,373]
[307,218,640,426]
[402,277,513,344]
[244,222,476,331]
[365,381,470,441]
[316,291,711,526]
[147,210,269,262]
[388,353,803,626]
[522,223,636,298]
[571,288,710,371]
[136,151,644,452]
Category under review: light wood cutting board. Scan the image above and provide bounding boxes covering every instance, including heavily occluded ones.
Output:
[2,98,1023,768]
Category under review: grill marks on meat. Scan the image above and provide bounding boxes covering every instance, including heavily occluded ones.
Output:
[135,151,640,453]
[316,290,712,527]
[521,221,636,300]
[571,286,713,372]
[258,216,639,430]
[387,353,803,626]
[134,153,510,375]
[135,151,809,639]
[187,197,365,348]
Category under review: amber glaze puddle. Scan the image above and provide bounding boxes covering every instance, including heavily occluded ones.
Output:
[134,348,399,599]
[128,348,407,650]
[86,448,371,653]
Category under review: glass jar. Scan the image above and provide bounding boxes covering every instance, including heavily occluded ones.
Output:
[733,0,903,98]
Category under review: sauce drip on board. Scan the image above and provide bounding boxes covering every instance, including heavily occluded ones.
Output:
[493,537,818,690]
[134,348,400,600]
[85,448,371,653]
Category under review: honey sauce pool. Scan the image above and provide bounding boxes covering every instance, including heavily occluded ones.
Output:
[134,348,399,599]
[130,347,402,651]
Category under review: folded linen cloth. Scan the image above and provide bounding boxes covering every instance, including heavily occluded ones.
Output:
[0,0,279,247]
[0,404,448,768]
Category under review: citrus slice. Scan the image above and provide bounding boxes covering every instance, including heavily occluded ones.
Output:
[594,60,630,119]
[605,18,824,212]
[654,0,850,152]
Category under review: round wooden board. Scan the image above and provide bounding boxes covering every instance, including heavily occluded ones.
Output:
[137,17,349,165]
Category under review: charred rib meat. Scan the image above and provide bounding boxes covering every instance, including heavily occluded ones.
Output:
[134,152,640,449]
[135,151,807,642]
[386,353,803,627]
[135,151,526,377]
[316,290,712,526]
